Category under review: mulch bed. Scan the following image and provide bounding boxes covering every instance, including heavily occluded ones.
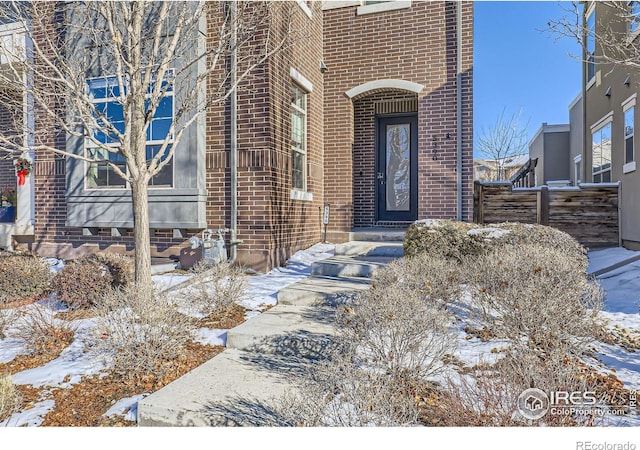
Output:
[40,342,224,427]
[3,302,243,427]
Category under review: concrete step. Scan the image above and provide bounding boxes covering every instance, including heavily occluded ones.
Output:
[310,255,395,278]
[349,228,406,242]
[225,305,338,357]
[137,348,308,426]
[334,241,404,257]
[277,275,370,306]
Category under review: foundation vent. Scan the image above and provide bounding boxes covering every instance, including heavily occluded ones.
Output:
[375,98,418,115]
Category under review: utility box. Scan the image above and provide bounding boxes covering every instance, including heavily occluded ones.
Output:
[189,229,228,265]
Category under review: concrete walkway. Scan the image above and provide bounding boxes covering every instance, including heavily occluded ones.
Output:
[137,238,404,426]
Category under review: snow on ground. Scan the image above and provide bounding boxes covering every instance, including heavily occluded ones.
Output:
[0,242,335,426]
[1,243,639,427]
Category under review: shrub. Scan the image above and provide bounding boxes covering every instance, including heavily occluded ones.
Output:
[0,309,19,339]
[339,268,457,383]
[403,220,587,266]
[403,220,486,262]
[0,373,21,423]
[188,260,248,317]
[92,253,134,287]
[465,243,603,354]
[52,255,132,309]
[431,348,598,427]
[13,303,76,355]
[0,254,51,305]
[371,254,463,309]
[276,349,422,426]
[91,286,196,378]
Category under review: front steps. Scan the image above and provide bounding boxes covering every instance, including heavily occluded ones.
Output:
[137,239,404,426]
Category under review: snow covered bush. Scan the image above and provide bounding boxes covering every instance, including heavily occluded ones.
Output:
[0,253,51,305]
[91,287,196,378]
[13,303,76,355]
[0,373,21,423]
[403,220,487,262]
[189,260,248,317]
[404,220,587,265]
[466,243,603,354]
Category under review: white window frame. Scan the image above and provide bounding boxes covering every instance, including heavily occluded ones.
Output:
[574,154,582,185]
[291,83,308,194]
[295,0,312,18]
[357,1,411,16]
[623,94,636,173]
[84,72,175,190]
[290,68,313,201]
[590,112,613,183]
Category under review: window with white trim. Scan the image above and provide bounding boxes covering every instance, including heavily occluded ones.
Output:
[291,83,307,191]
[85,73,174,189]
[574,154,582,185]
[625,105,635,164]
[592,121,612,183]
[586,8,596,83]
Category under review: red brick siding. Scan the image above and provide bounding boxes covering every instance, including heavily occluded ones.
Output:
[323,1,473,235]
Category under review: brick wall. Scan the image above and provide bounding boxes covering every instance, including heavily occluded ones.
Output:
[323,1,474,238]
[205,1,324,271]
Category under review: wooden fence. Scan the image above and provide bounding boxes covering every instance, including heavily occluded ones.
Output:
[473,181,620,248]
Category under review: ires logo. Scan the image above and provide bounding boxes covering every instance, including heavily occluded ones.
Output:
[517,389,599,420]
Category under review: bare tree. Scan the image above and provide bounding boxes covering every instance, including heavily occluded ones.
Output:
[547,1,640,72]
[0,1,301,290]
[476,108,529,181]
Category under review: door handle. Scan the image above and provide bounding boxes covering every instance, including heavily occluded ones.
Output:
[377,172,385,185]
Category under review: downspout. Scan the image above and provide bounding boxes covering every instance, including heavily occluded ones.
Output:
[456,1,463,221]
[229,0,239,262]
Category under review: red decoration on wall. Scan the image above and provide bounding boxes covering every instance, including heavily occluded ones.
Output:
[17,170,26,186]
[15,158,32,186]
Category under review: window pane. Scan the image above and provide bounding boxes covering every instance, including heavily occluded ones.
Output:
[151,118,172,141]
[292,150,304,190]
[601,123,612,168]
[154,96,173,119]
[146,145,173,187]
[632,1,640,32]
[627,137,634,164]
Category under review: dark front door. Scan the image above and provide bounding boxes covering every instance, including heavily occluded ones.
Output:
[376,115,418,222]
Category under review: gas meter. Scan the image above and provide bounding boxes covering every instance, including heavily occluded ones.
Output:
[189,228,229,264]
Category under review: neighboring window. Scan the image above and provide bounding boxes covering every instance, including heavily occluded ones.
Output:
[85,74,174,189]
[625,106,635,164]
[586,9,596,82]
[630,1,640,33]
[574,155,582,185]
[291,83,307,191]
[592,121,612,183]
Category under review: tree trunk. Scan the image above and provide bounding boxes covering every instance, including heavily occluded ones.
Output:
[131,177,153,292]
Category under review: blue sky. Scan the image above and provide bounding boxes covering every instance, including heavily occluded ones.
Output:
[474,1,582,158]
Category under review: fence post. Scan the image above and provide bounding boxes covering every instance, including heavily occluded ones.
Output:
[536,186,549,226]
[473,181,484,224]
